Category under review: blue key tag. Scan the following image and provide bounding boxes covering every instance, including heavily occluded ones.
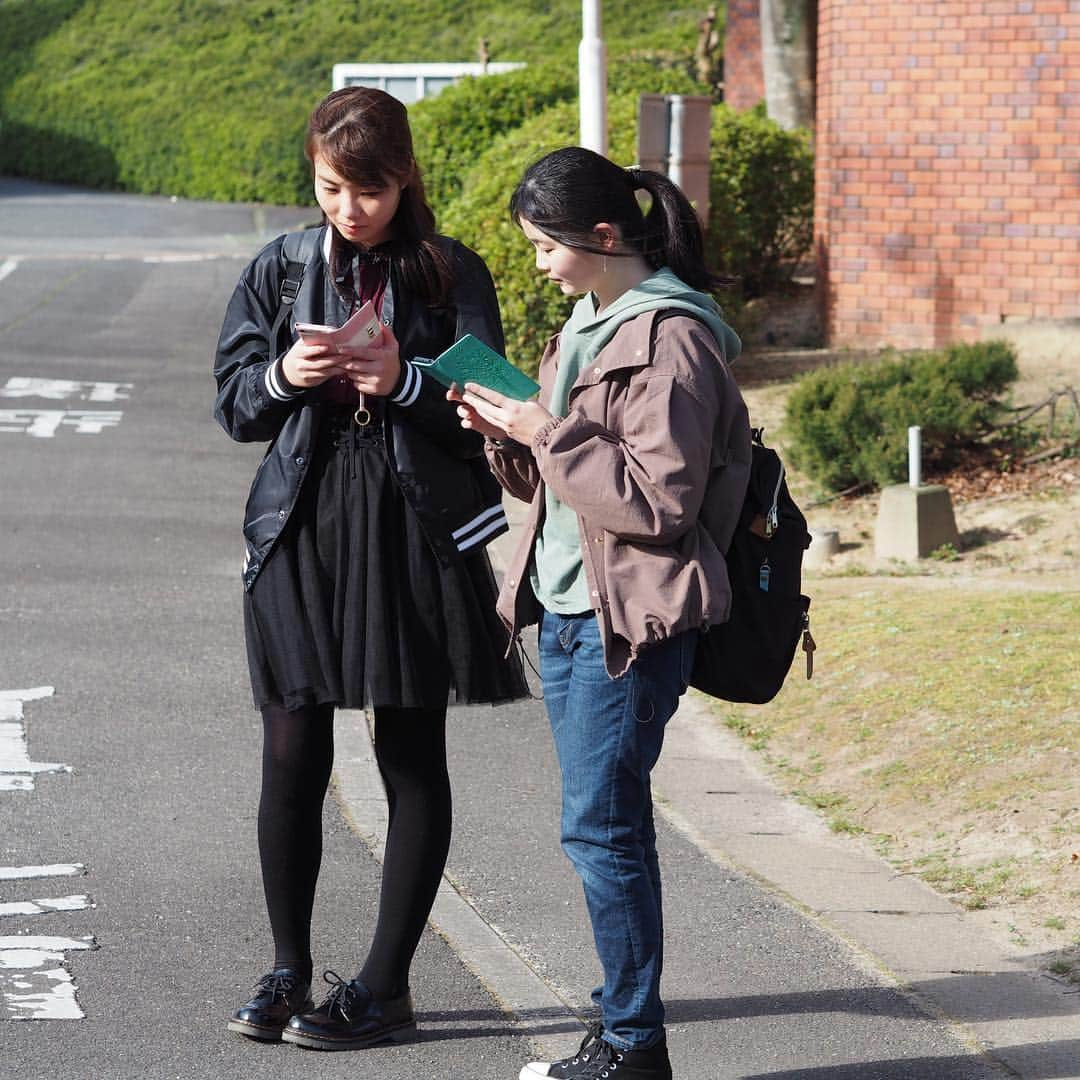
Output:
[758,559,771,592]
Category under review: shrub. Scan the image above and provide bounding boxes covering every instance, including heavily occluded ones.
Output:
[440,93,813,371]
[784,341,1020,492]
[411,66,578,212]
[412,57,704,212]
[440,96,638,371]
[440,92,752,374]
[706,104,815,297]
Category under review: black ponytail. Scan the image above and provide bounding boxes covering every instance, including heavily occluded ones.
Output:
[509,146,723,292]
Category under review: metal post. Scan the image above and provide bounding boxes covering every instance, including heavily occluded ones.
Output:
[667,95,712,223]
[908,425,922,489]
[636,94,712,223]
[579,0,608,156]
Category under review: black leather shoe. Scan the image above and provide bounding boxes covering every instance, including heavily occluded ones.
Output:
[281,971,416,1050]
[227,967,314,1041]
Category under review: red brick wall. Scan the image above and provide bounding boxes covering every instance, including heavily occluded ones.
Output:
[723,0,765,111]
[816,0,1080,349]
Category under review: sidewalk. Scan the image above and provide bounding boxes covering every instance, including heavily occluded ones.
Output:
[337,497,1080,1079]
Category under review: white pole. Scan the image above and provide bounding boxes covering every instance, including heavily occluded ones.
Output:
[579,0,608,156]
[908,425,922,488]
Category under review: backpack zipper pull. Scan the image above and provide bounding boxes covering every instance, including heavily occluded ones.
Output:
[758,558,771,592]
[765,459,784,537]
[802,611,816,679]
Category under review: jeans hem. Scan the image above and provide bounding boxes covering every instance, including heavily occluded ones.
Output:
[603,1027,666,1053]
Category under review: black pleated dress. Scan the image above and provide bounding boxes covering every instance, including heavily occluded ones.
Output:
[243,405,527,712]
[242,255,527,713]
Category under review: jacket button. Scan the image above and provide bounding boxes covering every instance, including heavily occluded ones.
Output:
[278,509,286,518]
[508,578,516,587]
[594,536,602,543]
[593,367,602,375]
[295,456,304,466]
[591,590,599,597]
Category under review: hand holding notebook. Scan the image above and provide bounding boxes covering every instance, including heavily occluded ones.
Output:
[413,334,539,401]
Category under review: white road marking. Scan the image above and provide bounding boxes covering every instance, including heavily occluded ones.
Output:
[0,896,92,917]
[0,687,70,792]
[0,939,96,1021]
[0,968,83,1020]
[0,409,124,437]
[0,864,84,881]
[0,688,93,1021]
[0,258,18,284]
[0,936,95,952]
[0,377,133,403]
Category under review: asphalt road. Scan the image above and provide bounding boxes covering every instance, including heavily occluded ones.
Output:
[0,177,1021,1079]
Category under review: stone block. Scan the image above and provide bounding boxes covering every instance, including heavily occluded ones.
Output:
[874,483,959,561]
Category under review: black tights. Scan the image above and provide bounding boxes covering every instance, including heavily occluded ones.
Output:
[257,702,451,1000]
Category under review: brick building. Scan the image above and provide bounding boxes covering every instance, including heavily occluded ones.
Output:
[725,1,1080,349]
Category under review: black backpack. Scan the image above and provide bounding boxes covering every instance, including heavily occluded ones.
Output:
[270,227,324,356]
[691,428,815,704]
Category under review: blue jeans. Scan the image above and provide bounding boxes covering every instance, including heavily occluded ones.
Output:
[538,610,695,1052]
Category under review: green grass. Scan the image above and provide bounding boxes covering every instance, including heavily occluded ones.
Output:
[0,0,706,202]
[708,582,1080,916]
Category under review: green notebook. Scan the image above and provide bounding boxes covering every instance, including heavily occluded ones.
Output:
[415,334,540,401]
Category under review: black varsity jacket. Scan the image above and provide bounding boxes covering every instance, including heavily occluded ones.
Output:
[212,226,509,590]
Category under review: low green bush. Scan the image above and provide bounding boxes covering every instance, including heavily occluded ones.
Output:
[411,66,577,212]
[784,341,1020,492]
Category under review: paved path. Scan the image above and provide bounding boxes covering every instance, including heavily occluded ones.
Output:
[0,177,1076,1079]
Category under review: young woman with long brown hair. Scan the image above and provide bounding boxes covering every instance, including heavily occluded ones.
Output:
[213,86,526,1052]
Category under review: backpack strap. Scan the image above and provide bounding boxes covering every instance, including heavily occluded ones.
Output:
[270,227,324,357]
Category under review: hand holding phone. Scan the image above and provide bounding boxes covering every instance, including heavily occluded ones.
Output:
[295,300,383,351]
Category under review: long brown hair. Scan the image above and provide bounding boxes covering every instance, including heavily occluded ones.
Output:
[305,87,450,305]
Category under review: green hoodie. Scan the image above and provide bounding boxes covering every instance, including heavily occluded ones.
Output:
[531,268,741,614]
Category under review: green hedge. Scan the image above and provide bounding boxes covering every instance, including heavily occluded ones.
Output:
[784,341,1020,492]
[441,94,641,370]
[411,58,704,211]
[707,104,815,296]
[0,0,702,204]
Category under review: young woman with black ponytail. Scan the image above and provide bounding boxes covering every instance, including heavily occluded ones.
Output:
[452,146,752,1080]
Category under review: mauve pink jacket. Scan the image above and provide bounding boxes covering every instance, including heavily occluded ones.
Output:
[487,309,752,678]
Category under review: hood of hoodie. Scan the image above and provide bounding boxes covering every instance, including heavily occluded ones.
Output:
[563,266,742,366]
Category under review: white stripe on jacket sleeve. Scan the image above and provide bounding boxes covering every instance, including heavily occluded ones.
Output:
[264,358,304,402]
[390,360,423,408]
[452,504,509,552]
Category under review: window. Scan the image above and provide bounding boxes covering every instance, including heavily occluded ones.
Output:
[332,62,526,103]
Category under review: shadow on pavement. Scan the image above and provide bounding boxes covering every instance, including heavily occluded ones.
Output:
[665,974,1079,1025]
[739,1038,1080,1080]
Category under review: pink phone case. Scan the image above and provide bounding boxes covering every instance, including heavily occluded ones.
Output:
[296,300,382,347]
